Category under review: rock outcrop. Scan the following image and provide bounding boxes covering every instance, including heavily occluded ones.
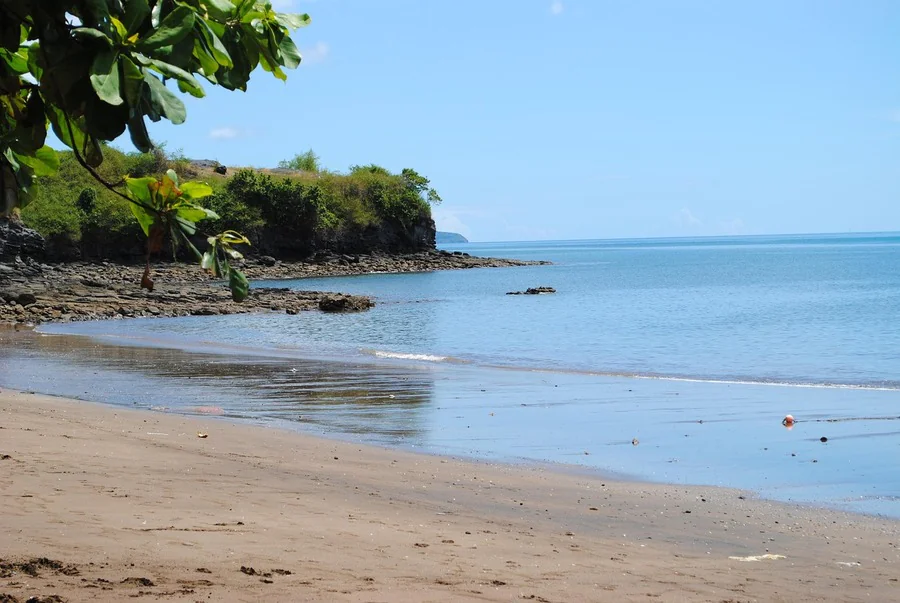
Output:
[0,218,44,263]
[506,286,556,295]
[0,251,548,326]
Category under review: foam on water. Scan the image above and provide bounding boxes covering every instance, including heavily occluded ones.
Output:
[369,350,449,363]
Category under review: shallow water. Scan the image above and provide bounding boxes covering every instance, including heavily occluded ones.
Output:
[6,233,900,517]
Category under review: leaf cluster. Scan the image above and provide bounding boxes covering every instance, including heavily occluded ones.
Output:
[1,0,309,213]
[1,1,309,301]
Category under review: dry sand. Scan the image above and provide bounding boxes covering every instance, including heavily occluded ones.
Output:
[1,389,897,602]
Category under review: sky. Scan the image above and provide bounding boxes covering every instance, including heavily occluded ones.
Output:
[135,0,900,242]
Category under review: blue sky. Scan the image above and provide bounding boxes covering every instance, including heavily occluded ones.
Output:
[139,1,900,242]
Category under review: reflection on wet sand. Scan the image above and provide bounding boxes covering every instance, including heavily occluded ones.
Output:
[0,330,434,445]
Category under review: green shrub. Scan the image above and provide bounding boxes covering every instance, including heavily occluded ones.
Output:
[278,149,321,172]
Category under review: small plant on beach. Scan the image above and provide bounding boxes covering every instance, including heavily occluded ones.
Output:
[0,0,310,300]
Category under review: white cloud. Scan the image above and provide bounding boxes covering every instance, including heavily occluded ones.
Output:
[301,41,330,65]
[550,1,564,15]
[209,127,240,140]
[676,208,702,228]
[433,207,473,240]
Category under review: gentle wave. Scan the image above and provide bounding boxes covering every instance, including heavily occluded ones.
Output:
[368,350,450,363]
[360,346,900,391]
[38,325,900,392]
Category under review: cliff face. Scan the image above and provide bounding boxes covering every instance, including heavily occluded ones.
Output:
[0,218,45,263]
[220,215,436,261]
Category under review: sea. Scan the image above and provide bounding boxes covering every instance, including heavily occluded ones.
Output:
[4,232,900,517]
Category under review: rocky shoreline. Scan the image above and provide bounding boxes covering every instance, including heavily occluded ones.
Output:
[0,250,547,326]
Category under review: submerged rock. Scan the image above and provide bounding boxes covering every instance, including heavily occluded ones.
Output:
[507,286,556,295]
[318,294,374,313]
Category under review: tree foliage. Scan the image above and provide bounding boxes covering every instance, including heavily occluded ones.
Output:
[0,0,310,299]
[277,148,320,172]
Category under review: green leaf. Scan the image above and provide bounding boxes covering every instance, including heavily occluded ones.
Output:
[214,250,225,278]
[144,73,187,124]
[151,1,164,27]
[90,50,124,105]
[120,57,145,106]
[129,201,156,236]
[174,215,197,235]
[278,35,302,69]
[72,28,113,46]
[127,114,153,152]
[125,176,158,205]
[13,146,59,177]
[228,267,250,302]
[192,38,220,76]
[196,19,233,68]
[179,181,213,200]
[202,0,237,20]
[175,203,217,223]
[275,13,312,29]
[147,58,205,97]
[123,0,151,34]
[110,17,129,41]
[82,0,112,22]
[137,6,196,51]
[26,44,43,80]
[0,48,28,73]
[219,230,250,245]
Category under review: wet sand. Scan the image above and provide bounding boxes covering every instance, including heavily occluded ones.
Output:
[1,389,898,602]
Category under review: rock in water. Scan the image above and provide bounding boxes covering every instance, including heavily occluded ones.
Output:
[507,286,556,295]
[318,294,375,313]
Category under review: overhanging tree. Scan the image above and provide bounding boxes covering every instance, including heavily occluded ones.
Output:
[0,0,310,299]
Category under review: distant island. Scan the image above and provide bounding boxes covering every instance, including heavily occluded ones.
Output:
[436,231,469,244]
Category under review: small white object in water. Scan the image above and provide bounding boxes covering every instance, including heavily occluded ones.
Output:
[290,368,297,373]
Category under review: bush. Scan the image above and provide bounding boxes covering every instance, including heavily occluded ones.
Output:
[278,149,321,172]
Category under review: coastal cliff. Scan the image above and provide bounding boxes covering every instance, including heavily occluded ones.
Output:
[18,149,439,262]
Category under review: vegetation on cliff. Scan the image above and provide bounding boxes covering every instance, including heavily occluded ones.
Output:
[20,146,440,260]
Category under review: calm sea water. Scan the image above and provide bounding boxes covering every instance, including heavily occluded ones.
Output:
[14,232,900,516]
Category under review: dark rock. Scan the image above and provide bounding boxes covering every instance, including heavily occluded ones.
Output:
[214,165,228,175]
[507,286,556,295]
[0,218,44,263]
[16,293,37,306]
[258,255,277,267]
[191,307,218,316]
[318,294,374,313]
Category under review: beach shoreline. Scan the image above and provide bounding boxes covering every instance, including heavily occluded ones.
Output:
[1,388,897,602]
[0,250,547,327]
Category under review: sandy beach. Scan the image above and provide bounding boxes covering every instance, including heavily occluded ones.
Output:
[0,390,897,602]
